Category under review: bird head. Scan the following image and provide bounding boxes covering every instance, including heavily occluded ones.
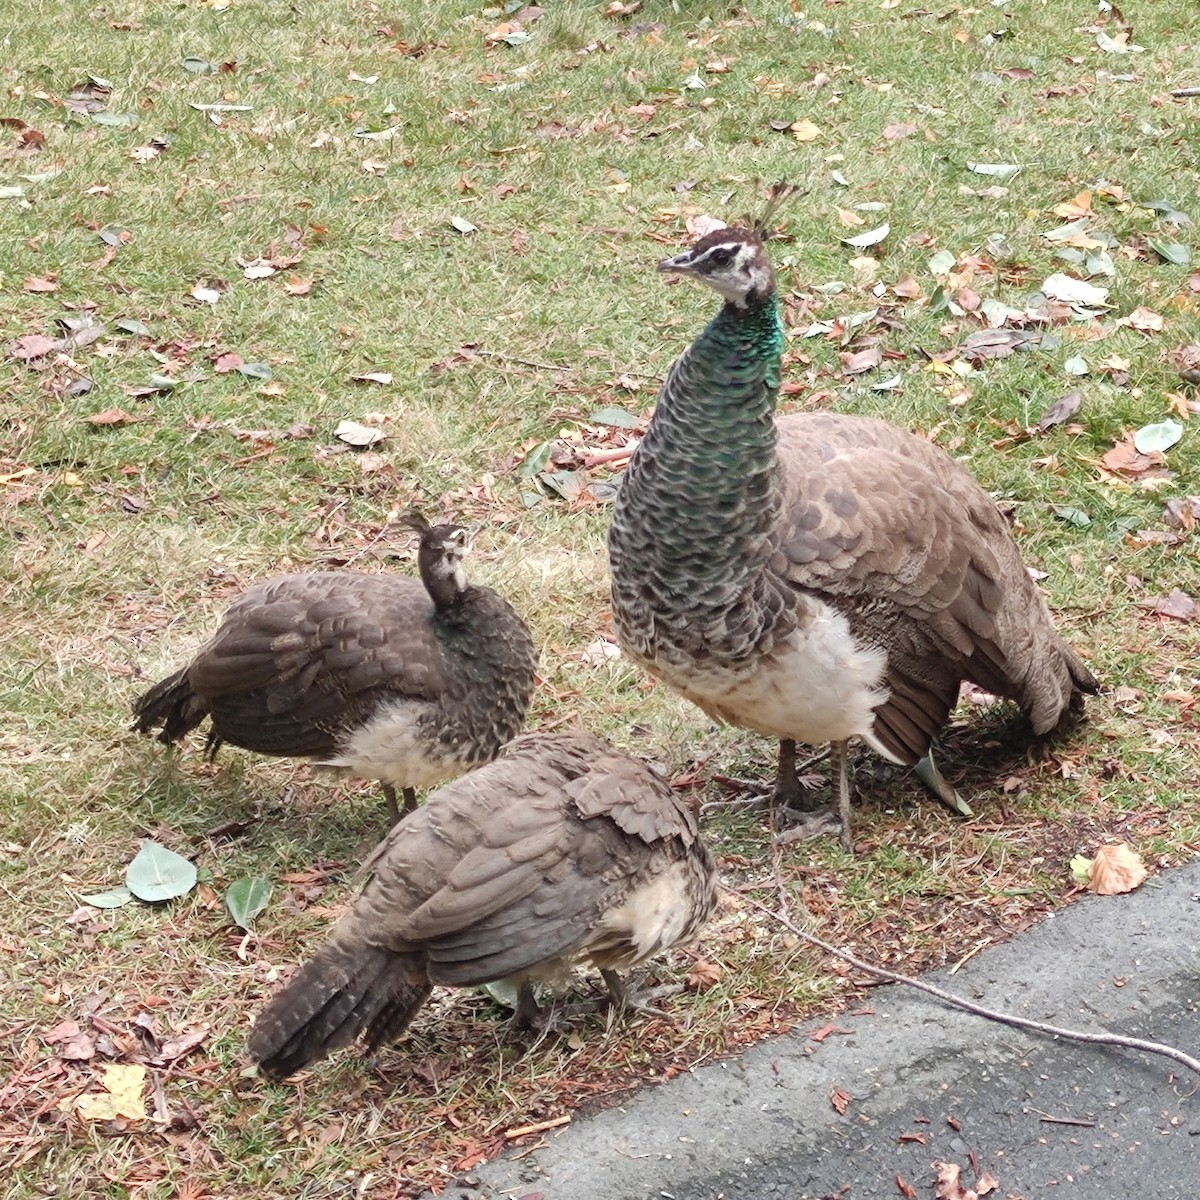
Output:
[404,511,475,600]
[657,227,775,310]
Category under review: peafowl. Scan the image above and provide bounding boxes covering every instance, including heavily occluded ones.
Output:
[132,512,537,823]
[246,730,719,1079]
[607,215,1098,852]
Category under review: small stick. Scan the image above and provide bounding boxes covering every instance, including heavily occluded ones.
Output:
[504,1114,571,1139]
[582,445,638,468]
[1037,1114,1097,1128]
[1170,86,1200,97]
[474,350,572,373]
[749,899,1200,1078]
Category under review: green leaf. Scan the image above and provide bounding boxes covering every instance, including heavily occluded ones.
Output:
[589,406,641,429]
[125,840,197,903]
[1051,504,1092,527]
[98,224,131,246]
[518,441,552,477]
[450,215,477,235]
[1063,355,1089,376]
[966,162,1021,177]
[147,373,180,391]
[1149,240,1190,266]
[81,885,133,909]
[92,111,139,127]
[842,222,889,249]
[225,877,272,929]
[479,980,520,1010]
[1042,217,1091,243]
[1133,419,1183,454]
[182,56,216,74]
[927,249,956,275]
[234,361,272,380]
[115,318,150,335]
[1069,854,1093,885]
[0,185,25,200]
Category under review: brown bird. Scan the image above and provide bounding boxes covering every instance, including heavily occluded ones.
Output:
[132,512,537,822]
[246,730,718,1079]
[608,213,1098,851]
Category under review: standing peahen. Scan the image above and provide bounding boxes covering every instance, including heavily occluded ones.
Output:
[247,730,719,1079]
[132,512,537,823]
[607,211,1098,851]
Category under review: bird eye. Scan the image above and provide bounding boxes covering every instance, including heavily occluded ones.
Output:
[709,247,735,266]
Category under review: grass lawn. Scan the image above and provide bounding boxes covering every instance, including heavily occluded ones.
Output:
[1,0,1198,1196]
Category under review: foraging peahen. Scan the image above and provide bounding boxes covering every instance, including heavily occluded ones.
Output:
[607,217,1098,851]
[132,512,537,822]
[246,730,718,1079]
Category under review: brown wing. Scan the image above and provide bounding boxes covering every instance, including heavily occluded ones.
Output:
[347,732,703,985]
[773,413,1088,759]
[188,572,446,756]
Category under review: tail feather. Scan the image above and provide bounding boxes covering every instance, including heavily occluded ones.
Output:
[131,668,209,745]
[247,940,429,1079]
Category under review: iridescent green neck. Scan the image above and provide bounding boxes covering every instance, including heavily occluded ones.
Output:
[612,294,784,606]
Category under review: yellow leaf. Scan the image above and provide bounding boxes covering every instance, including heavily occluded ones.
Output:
[1086,843,1147,895]
[836,207,865,227]
[70,1063,147,1122]
[789,119,822,141]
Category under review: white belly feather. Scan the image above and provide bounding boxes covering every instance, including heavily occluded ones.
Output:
[659,601,899,760]
[319,699,463,787]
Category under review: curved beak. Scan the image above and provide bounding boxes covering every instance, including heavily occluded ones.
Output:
[657,251,698,275]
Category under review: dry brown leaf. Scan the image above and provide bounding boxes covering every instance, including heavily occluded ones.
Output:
[284,275,313,296]
[837,206,866,228]
[897,1175,918,1198]
[975,1172,1000,1196]
[933,1161,977,1200]
[685,959,721,989]
[1052,189,1093,219]
[1086,844,1148,895]
[1122,306,1165,333]
[830,1086,851,1114]
[883,121,917,140]
[88,407,139,426]
[23,275,59,293]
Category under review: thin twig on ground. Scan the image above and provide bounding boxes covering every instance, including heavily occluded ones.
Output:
[749,899,1200,1078]
[1169,86,1200,97]
[473,350,573,372]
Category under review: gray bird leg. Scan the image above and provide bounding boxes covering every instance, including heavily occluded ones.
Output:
[381,784,419,825]
[831,738,854,853]
[774,738,802,808]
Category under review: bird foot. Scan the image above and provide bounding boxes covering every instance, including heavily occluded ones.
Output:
[775,807,850,850]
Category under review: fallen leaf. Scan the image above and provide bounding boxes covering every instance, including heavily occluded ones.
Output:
[1132,419,1182,454]
[1122,306,1164,333]
[836,207,866,228]
[23,275,59,293]
[897,1175,918,1199]
[1084,844,1148,895]
[1052,189,1093,219]
[87,407,138,427]
[1143,589,1199,621]
[933,1161,976,1200]
[883,121,917,140]
[213,352,244,373]
[1041,273,1109,307]
[334,419,385,447]
[351,370,393,386]
[1036,389,1082,431]
[840,346,882,375]
[788,119,822,141]
[975,1173,999,1197]
[9,333,60,361]
[830,1086,851,1114]
[66,1063,147,1122]
[842,222,889,249]
[284,275,314,296]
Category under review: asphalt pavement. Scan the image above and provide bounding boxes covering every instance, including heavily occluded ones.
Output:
[433,859,1200,1200]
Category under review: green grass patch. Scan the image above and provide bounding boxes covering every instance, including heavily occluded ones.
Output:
[1,1,1198,1196]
